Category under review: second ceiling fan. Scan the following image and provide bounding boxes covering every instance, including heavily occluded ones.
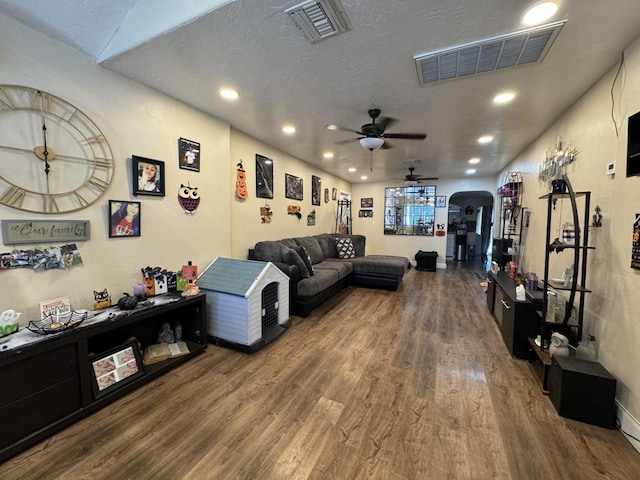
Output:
[328,108,427,151]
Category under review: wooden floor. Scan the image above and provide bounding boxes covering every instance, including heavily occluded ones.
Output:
[2,263,640,479]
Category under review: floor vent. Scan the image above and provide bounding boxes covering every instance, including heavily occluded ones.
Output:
[286,0,352,43]
[414,20,566,86]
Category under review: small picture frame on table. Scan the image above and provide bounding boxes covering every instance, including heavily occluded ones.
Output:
[109,200,141,238]
[89,341,144,399]
[132,155,165,196]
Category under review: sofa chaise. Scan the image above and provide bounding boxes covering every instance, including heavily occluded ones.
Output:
[248,234,409,317]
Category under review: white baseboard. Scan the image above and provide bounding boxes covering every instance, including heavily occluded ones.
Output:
[436,262,447,269]
[616,401,640,454]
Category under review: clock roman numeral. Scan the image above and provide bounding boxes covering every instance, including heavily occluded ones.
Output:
[94,157,113,169]
[73,191,90,207]
[88,176,109,192]
[44,195,59,213]
[0,185,26,208]
[0,87,13,111]
[31,90,51,112]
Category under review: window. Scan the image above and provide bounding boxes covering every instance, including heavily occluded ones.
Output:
[384,185,436,236]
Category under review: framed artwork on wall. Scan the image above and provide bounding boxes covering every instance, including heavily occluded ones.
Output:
[311,175,321,206]
[436,195,446,208]
[256,154,274,198]
[109,200,141,238]
[178,138,200,172]
[285,173,303,200]
[132,156,165,196]
[332,188,338,200]
[361,197,373,208]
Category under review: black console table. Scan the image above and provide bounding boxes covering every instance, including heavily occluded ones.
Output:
[0,293,207,463]
[486,271,541,359]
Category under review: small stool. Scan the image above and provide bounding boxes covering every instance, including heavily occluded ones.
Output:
[548,355,616,428]
[415,251,437,271]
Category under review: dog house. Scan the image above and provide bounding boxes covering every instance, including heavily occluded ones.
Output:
[198,257,290,353]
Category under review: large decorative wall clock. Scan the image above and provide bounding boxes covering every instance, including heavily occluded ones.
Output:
[0,85,114,213]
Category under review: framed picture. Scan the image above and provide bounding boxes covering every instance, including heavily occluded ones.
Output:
[109,200,141,238]
[358,209,373,218]
[285,173,303,200]
[256,154,274,198]
[324,188,329,203]
[311,175,321,206]
[132,155,165,196]
[436,195,446,208]
[361,197,373,208]
[178,138,200,172]
[332,188,338,201]
[90,341,144,399]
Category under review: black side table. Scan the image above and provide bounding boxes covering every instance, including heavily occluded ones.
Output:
[548,355,616,428]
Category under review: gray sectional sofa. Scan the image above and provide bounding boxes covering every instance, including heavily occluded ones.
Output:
[248,234,409,317]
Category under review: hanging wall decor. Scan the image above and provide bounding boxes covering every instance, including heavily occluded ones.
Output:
[260,203,273,223]
[133,156,165,197]
[332,188,338,201]
[178,138,200,172]
[311,175,321,206]
[256,154,274,198]
[324,188,329,203]
[178,183,201,214]
[632,213,640,270]
[236,161,248,199]
[285,174,303,200]
[109,200,141,237]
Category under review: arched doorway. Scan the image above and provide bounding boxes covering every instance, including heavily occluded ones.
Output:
[447,191,494,266]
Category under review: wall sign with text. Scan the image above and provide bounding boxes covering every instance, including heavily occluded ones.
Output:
[1,220,90,245]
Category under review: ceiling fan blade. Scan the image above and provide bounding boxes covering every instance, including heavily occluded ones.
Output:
[416,177,439,181]
[382,133,427,140]
[377,116,396,131]
[328,125,363,135]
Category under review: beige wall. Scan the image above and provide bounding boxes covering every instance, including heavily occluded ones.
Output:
[352,177,496,264]
[229,129,351,259]
[500,36,640,422]
[0,15,232,321]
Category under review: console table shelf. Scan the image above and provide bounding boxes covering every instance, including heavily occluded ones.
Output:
[0,293,207,463]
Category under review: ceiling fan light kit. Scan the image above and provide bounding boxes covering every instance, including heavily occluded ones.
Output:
[360,137,385,151]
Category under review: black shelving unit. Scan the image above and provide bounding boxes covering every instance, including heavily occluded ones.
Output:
[529,175,594,392]
[495,172,527,267]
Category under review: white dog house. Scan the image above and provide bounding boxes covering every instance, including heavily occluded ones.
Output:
[198,257,290,353]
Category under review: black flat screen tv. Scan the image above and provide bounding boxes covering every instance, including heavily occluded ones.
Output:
[627,111,640,177]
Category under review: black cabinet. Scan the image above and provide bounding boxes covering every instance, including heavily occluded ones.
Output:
[0,293,207,462]
[487,272,541,359]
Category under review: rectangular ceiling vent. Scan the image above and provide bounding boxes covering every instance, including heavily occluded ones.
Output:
[414,20,566,86]
[286,0,352,43]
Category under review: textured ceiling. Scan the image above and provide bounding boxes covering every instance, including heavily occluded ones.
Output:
[2,0,639,184]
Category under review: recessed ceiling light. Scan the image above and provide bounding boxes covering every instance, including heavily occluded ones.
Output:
[326,124,338,130]
[323,152,334,159]
[522,2,558,26]
[282,125,296,135]
[466,169,477,175]
[360,175,368,180]
[478,135,494,144]
[493,92,515,104]
[219,88,239,100]
[469,158,481,164]
[348,167,357,173]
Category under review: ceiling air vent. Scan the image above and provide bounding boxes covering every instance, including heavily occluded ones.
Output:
[414,20,566,86]
[286,0,352,43]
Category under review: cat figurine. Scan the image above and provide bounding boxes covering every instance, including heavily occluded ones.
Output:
[93,289,111,310]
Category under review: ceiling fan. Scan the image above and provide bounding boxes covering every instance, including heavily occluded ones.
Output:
[328,109,427,151]
[402,167,438,185]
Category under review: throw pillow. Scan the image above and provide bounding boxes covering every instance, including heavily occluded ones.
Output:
[336,237,356,259]
[282,246,310,278]
[294,245,314,276]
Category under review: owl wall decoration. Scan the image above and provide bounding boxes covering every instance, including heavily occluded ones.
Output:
[178,183,200,214]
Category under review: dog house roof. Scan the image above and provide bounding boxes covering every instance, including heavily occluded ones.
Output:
[198,257,287,298]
